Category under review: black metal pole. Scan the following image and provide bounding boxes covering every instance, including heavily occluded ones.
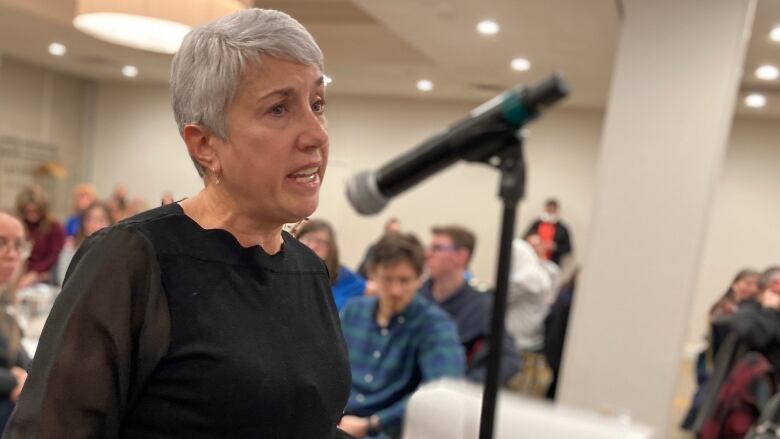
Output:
[478,144,525,439]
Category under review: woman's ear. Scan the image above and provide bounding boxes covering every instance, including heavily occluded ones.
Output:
[183,124,221,176]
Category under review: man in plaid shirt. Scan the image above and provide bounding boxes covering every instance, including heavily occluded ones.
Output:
[338,233,465,439]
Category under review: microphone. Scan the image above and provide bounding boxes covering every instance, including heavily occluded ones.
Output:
[346,73,569,215]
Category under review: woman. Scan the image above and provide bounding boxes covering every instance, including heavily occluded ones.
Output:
[680,268,761,430]
[15,186,66,288]
[5,9,351,439]
[0,212,33,431]
[56,201,114,285]
[297,219,366,310]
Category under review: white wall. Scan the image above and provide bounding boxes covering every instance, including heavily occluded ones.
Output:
[90,81,779,348]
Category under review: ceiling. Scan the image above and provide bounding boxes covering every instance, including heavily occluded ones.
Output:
[0,0,778,118]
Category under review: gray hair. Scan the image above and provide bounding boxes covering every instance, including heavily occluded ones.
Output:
[170,8,324,177]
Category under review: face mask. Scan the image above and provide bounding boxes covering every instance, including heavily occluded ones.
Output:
[540,212,558,223]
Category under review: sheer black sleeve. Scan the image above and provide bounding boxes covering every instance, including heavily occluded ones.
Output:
[3,225,170,439]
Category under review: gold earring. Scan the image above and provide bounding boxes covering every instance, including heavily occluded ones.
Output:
[211,168,221,185]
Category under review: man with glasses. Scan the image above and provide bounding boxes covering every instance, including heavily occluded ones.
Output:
[339,233,464,439]
[0,212,33,430]
[420,225,522,385]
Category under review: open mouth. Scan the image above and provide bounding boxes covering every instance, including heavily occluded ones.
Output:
[288,166,319,183]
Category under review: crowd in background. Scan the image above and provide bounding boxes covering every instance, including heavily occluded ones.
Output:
[1,181,581,437]
[10,180,775,438]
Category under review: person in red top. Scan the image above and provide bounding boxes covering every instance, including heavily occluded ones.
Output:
[523,198,572,265]
[15,185,65,288]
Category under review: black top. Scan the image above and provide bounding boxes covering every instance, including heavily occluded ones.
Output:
[4,203,352,439]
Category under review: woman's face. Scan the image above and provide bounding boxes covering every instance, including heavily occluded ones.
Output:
[299,229,331,261]
[22,203,43,224]
[214,55,329,226]
[733,275,760,302]
[0,214,28,284]
[83,207,111,238]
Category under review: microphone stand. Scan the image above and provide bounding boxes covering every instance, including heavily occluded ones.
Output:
[468,131,526,439]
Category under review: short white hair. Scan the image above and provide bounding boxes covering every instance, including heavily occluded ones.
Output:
[170,8,324,177]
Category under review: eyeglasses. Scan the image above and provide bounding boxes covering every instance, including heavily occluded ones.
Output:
[0,237,33,258]
[427,244,458,253]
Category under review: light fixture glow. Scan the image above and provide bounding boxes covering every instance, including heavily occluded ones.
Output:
[755,64,779,81]
[416,79,434,92]
[771,26,780,43]
[48,42,67,56]
[121,65,139,78]
[477,20,499,35]
[511,58,531,71]
[745,93,766,108]
[323,75,333,86]
[73,12,191,54]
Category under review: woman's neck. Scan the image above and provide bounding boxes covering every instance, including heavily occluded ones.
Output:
[179,187,284,254]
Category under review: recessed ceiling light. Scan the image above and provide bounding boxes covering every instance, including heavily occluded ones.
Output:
[121,65,139,78]
[74,13,191,54]
[771,26,780,43]
[745,93,766,108]
[477,20,499,35]
[48,42,67,56]
[511,58,531,71]
[323,75,333,86]
[756,65,779,81]
[416,79,434,92]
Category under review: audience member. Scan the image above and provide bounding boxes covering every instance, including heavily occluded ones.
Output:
[0,212,33,430]
[726,267,780,367]
[339,233,464,439]
[56,202,114,285]
[681,268,761,430]
[297,219,366,310]
[419,225,521,385]
[107,184,129,222]
[15,186,65,288]
[160,192,175,206]
[692,266,780,434]
[63,184,96,238]
[523,198,572,265]
[506,238,557,352]
[356,217,402,278]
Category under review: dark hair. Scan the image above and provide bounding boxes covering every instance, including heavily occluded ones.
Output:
[296,219,339,284]
[371,233,425,276]
[709,268,761,315]
[431,225,476,263]
[545,198,559,208]
[76,201,114,247]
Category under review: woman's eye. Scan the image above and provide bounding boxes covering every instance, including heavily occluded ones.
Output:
[270,104,285,116]
[312,100,325,113]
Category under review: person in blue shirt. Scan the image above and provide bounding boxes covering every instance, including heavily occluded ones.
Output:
[339,233,465,439]
[296,219,366,310]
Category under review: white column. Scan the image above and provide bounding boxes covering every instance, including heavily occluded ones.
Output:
[557,0,755,434]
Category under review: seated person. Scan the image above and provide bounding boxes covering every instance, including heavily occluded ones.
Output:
[419,225,521,385]
[339,233,465,439]
[296,219,366,310]
[15,185,66,288]
[726,267,780,368]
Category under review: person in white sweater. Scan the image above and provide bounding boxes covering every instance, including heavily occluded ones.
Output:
[506,238,559,352]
